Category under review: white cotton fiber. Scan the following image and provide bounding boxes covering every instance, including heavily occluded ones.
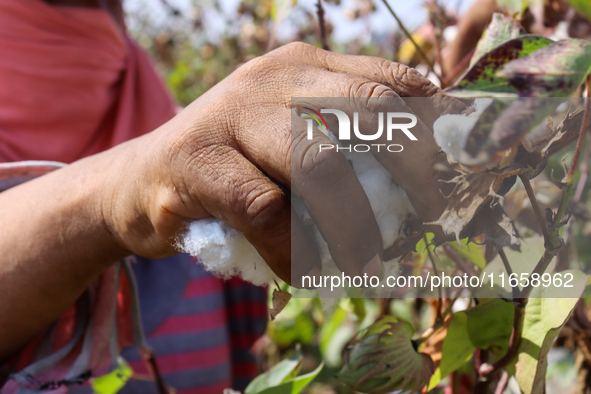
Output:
[340,149,415,253]
[433,98,492,162]
[177,218,276,286]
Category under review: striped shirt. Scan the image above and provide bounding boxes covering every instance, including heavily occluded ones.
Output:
[118,256,268,393]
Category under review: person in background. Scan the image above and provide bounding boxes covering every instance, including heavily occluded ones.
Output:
[0,0,470,393]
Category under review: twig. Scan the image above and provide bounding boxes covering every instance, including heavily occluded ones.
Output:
[442,47,475,87]
[574,137,590,202]
[414,290,461,346]
[498,249,519,300]
[159,0,181,16]
[442,243,475,277]
[424,235,443,320]
[517,75,591,289]
[567,77,590,182]
[573,78,591,201]
[140,347,170,394]
[520,176,550,244]
[481,295,526,376]
[494,370,509,394]
[380,0,438,78]
[316,0,330,51]
[484,75,591,378]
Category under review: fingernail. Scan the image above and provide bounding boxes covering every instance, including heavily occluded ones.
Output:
[362,254,383,279]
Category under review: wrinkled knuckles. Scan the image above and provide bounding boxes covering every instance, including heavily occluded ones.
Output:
[349,80,392,98]
[385,62,440,97]
[235,56,287,87]
[293,135,342,180]
[243,186,289,231]
[269,41,319,62]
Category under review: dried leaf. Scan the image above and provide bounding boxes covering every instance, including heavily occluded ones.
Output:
[509,105,591,183]
[462,99,560,168]
[498,39,591,97]
[470,201,520,251]
[546,108,591,156]
[432,164,525,242]
[269,288,291,321]
[420,309,453,370]
[383,215,425,261]
[461,98,513,166]
[447,35,553,98]
[470,13,526,68]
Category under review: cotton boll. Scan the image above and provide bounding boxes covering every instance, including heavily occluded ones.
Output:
[177,218,276,286]
[433,98,492,162]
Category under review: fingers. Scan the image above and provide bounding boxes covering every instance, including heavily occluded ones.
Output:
[183,144,320,285]
[364,99,451,225]
[289,96,450,228]
[267,42,441,98]
[291,115,384,278]
[228,73,391,279]
[266,42,469,130]
[234,69,402,183]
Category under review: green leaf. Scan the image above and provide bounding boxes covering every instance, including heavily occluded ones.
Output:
[462,98,513,163]
[496,0,529,16]
[515,270,589,394]
[91,357,133,394]
[447,35,553,97]
[267,297,315,347]
[465,299,514,356]
[349,297,367,322]
[319,307,355,367]
[245,348,302,394]
[462,98,560,166]
[479,236,547,297]
[470,13,526,68]
[257,362,324,394]
[448,239,486,269]
[564,0,591,22]
[498,39,591,97]
[268,313,316,346]
[428,299,514,390]
[428,313,474,390]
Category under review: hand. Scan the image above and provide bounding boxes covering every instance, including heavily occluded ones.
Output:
[107,42,455,285]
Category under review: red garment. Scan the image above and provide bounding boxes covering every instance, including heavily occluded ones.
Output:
[0,0,176,163]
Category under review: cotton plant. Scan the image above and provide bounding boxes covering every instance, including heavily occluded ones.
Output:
[178,9,591,394]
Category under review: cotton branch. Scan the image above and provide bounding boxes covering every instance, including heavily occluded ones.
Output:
[424,235,443,321]
[316,0,330,51]
[498,249,518,300]
[380,0,438,79]
[483,75,591,378]
[524,76,590,292]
